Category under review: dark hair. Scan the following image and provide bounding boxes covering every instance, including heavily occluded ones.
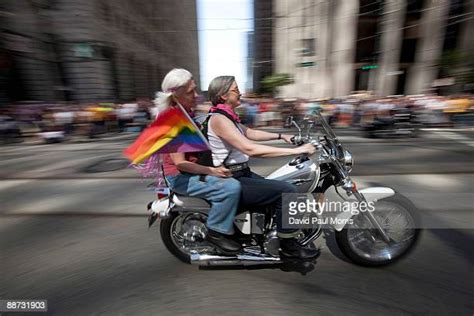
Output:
[208,76,235,106]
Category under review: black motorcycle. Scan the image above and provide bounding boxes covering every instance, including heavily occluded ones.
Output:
[364,108,420,138]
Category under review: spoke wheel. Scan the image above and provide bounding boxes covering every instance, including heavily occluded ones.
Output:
[336,194,420,266]
[160,212,215,263]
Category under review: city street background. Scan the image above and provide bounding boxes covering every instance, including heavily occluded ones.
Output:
[1,0,473,314]
[1,127,472,315]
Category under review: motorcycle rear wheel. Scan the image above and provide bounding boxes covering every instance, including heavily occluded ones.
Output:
[160,212,214,264]
[335,193,420,267]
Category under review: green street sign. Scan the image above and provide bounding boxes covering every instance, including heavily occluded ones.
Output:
[362,65,378,70]
[297,61,316,67]
[74,43,94,58]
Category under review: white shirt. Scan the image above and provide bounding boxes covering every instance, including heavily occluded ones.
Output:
[207,114,249,167]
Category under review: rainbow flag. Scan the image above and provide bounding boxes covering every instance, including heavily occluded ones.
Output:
[124,105,210,164]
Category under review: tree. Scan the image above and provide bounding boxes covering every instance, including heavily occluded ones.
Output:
[260,73,294,95]
[439,50,474,92]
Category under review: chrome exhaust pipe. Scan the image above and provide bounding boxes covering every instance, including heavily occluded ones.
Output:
[190,253,237,262]
[190,253,281,266]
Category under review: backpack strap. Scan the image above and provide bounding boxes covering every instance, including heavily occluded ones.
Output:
[205,109,243,166]
[208,108,242,132]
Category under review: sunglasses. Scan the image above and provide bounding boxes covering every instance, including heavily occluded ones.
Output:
[229,89,241,96]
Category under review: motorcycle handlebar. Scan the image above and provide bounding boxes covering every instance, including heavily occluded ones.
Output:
[290,135,304,145]
[291,135,321,150]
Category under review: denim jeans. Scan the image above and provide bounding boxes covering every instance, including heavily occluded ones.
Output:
[234,170,298,234]
[165,174,241,235]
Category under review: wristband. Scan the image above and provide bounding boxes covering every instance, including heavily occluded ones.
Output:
[278,133,281,140]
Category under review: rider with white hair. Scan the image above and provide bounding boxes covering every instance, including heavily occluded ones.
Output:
[157,68,242,255]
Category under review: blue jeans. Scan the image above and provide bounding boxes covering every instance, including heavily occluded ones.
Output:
[233,170,298,234]
[165,174,241,235]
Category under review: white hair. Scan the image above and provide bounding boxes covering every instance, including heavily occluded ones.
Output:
[154,68,193,114]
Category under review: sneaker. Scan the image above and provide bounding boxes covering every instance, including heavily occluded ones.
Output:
[280,238,320,259]
[206,229,242,255]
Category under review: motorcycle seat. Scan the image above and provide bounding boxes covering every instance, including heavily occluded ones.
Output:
[172,193,211,209]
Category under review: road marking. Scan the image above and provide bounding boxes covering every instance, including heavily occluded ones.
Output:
[430,131,474,148]
[30,155,112,174]
[0,179,33,190]
[422,128,474,132]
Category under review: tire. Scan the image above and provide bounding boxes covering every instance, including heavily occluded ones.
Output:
[160,213,191,264]
[335,193,420,267]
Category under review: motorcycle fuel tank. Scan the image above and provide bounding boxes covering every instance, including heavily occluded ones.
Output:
[265,158,320,193]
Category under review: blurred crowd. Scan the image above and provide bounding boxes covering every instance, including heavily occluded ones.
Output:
[1,94,473,144]
[0,99,154,144]
[234,94,474,128]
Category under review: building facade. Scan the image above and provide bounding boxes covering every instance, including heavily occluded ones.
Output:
[0,0,200,104]
[272,0,473,99]
[246,31,255,92]
[253,0,274,93]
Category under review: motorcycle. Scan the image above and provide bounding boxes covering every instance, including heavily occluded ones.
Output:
[363,107,420,138]
[148,113,420,267]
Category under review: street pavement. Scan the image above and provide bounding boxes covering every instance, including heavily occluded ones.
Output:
[0,128,473,315]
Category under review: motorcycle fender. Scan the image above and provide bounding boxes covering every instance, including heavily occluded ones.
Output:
[149,198,172,219]
[170,194,211,212]
[333,187,396,231]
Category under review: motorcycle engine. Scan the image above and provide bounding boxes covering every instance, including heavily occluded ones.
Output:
[263,229,280,257]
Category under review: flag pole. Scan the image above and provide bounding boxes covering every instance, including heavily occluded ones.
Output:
[171,96,211,148]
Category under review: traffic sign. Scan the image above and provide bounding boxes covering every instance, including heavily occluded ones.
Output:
[297,61,316,67]
[361,65,378,70]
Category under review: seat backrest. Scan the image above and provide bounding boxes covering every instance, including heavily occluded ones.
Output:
[172,193,211,210]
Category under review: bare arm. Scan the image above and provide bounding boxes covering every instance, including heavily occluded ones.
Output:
[211,116,314,158]
[242,125,278,141]
[242,125,294,143]
[169,153,231,177]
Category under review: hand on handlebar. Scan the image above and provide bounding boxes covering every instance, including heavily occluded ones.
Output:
[295,143,316,155]
[280,134,294,144]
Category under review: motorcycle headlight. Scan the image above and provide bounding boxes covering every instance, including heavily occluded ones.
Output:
[343,150,353,173]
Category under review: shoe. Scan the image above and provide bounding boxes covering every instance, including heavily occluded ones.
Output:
[206,229,242,255]
[280,238,320,259]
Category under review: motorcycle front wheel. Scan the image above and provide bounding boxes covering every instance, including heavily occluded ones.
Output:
[335,193,420,267]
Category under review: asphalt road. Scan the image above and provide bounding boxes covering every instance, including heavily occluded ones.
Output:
[0,128,473,315]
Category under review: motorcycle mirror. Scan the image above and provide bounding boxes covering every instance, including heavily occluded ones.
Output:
[291,120,302,136]
[306,119,314,132]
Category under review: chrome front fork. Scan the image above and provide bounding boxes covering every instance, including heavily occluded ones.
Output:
[352,190,391,243]
[342,179,391,243]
